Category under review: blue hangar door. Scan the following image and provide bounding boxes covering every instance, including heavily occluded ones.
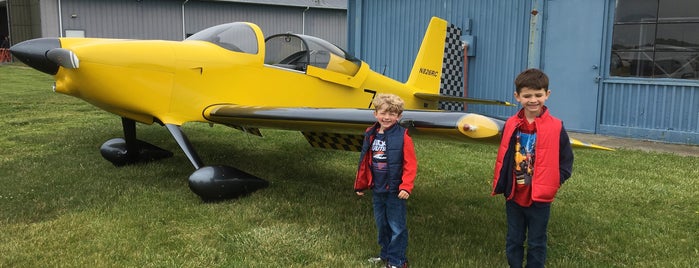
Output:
[541,0,607,133]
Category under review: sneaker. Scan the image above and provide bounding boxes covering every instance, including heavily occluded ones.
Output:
[386,261,408,268]
[367,256,385,264]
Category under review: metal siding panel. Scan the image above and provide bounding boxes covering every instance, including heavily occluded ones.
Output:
[303,8,347,49]
[353,0,530,118]
[60,0,182,40]
[38,0,60,37]
[184,2,345,48]
[359,0,445,81]
[600,81,699,143]
[468,1,530,119]
[7,0,41,42]
[16,1,345,45]
[200,0,347,9]
[142,1,183,40]
[346,0,361,55]
[187,2,292,34]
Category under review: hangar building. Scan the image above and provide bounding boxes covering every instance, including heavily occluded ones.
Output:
[348,0,699,145]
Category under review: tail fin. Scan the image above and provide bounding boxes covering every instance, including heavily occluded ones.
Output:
[406,17,465,111]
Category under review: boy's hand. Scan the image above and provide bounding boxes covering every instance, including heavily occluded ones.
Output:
[355,191,364,196]
[398,190,410,200]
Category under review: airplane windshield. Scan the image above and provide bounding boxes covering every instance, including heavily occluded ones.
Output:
[264,33,361,76]
[186,22,258,54]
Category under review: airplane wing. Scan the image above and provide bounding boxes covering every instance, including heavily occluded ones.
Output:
[203,104,504,151]
[204,104,614,152]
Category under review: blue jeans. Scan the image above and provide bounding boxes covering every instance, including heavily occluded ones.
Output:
[505,201,551,268]
[372,192,408,266]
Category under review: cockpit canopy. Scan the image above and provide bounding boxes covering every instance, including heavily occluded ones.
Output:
[186,22,259,54]
[264,34,361,76]
[186,22,362,77]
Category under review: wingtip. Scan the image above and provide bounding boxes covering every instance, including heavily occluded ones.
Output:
[570,138,616,151]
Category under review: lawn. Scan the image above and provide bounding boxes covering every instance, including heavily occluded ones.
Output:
[1,64,697,267]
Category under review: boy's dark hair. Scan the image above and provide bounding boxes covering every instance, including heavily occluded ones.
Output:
[514,68,549,93]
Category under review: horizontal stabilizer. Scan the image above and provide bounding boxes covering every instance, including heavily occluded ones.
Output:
[414,92,515,106]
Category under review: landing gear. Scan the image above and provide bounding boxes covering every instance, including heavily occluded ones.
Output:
[164,123,268,200]
[100,117,268,200]
[100,118,173,166]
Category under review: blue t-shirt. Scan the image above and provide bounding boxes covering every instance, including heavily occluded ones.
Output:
[514,131,536,186]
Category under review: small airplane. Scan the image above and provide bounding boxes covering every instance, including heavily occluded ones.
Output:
[9,17,611,201]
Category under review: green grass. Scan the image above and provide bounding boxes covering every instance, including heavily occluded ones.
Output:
[1,64,697,267]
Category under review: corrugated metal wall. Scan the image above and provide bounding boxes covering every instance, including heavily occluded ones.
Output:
[20,0,347,48]
[301,7,347,47]
[185,1,347,48]
[349,0,531,119]
[7,0,43,42]
[600,81,699,144]
[60,0,182,40]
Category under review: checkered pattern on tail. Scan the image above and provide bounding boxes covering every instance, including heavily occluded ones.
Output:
[302,132,364,152]
[439,24,464,111]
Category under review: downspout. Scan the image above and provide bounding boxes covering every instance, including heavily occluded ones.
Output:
[182,0,189,40]
[302,6,310,35]
[349,0,363,58]
[58,0,63,37]
[462,43,469,111]
[527,0,543,68]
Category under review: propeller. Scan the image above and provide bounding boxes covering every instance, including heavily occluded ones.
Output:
[47,48,79,69]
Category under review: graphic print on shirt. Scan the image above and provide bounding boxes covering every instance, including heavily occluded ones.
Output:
[371,134,389,191]
[514,132,536,185]
[371,136,388,172]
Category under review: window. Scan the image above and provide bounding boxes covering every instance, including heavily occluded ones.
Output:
[65,30,85,38]
[264,33,361,75]
[610,0,699,80]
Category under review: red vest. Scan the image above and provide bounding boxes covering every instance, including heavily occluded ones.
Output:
[492,108,562,203]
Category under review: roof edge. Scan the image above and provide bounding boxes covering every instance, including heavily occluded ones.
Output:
[199,0,347,10]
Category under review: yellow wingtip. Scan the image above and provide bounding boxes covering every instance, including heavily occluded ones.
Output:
[570,138,616,151]
[457,114,501,139]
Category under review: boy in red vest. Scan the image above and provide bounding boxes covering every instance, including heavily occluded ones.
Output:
[492,68,574,268]
[355,93,417,268]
